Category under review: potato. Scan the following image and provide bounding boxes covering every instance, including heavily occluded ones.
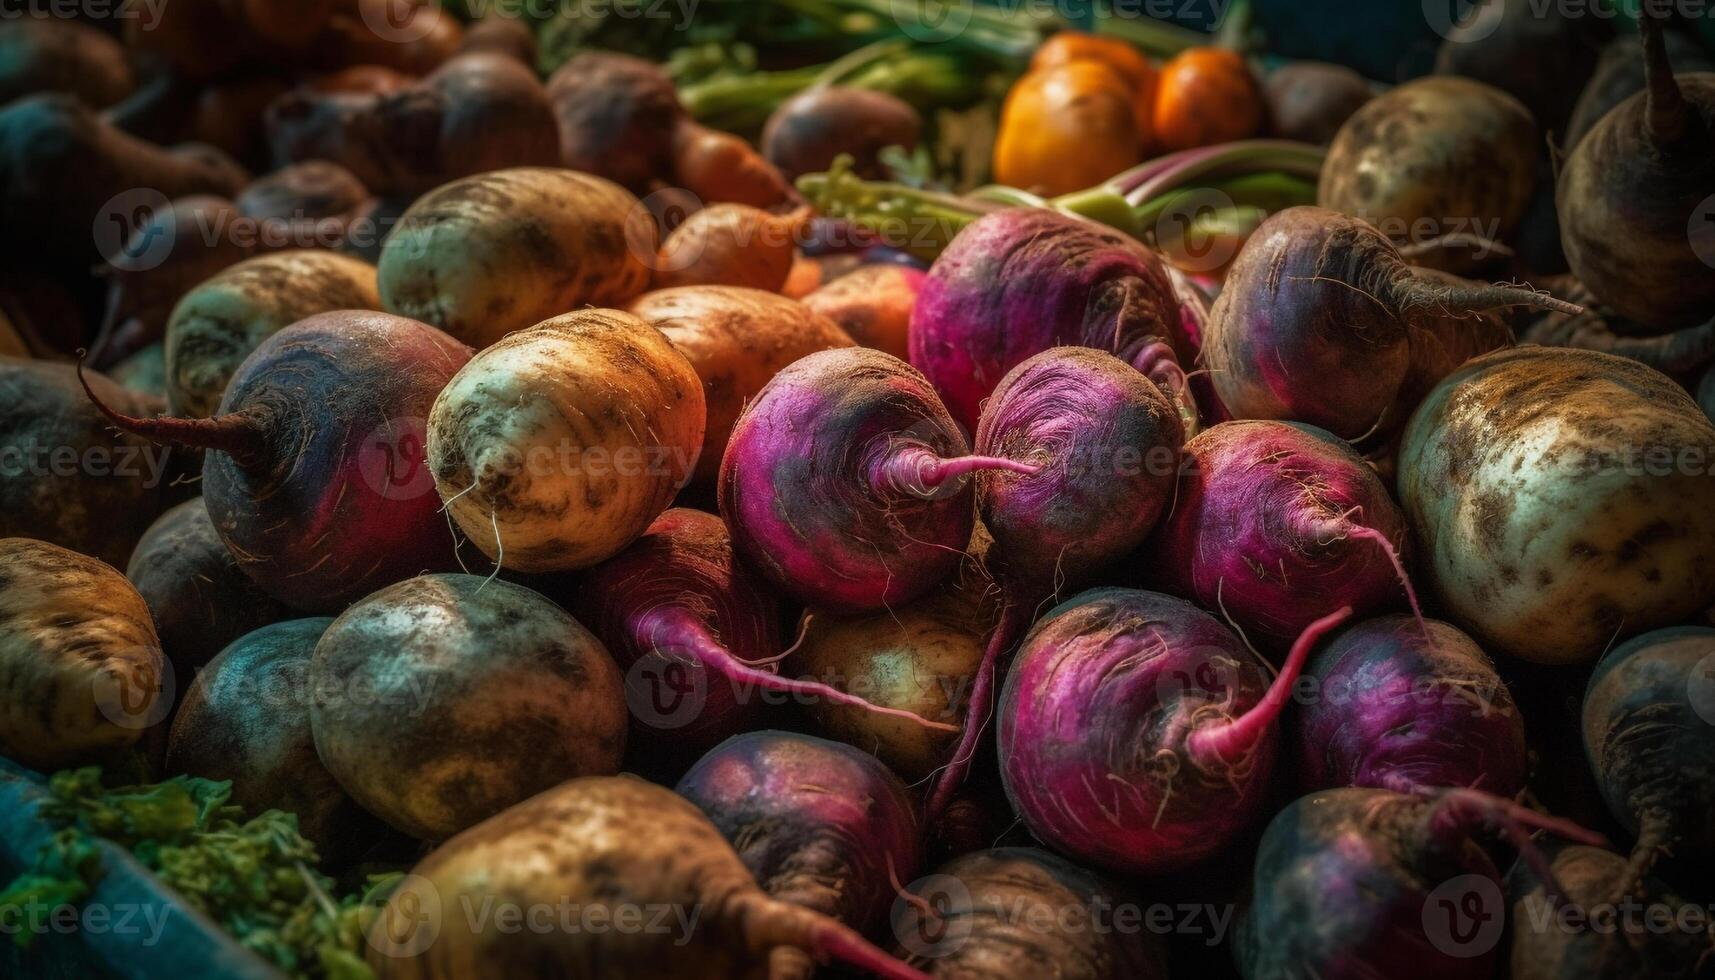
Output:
[163,249,380,417]
[0,538,165,771]
[427,309,705,573]
[309,574,627,840]
[378,167,655,349]
[627,286,852,484]
[1399,347,1715,664]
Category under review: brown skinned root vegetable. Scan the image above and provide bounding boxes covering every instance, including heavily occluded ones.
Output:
[655,204,812,293]
[1203,206,1569,442]
[762,87,924,181]
[628,285,854,484]
[802,264,927,360]
[789,585,987,780]
[0,358,167,567]
[673,122,796,210]
[1522,278,1715,378]
[427,309,704,573]
[1558,4,1715,330]
[266,52,559,199]
[547,51,686,192]
[90,195,255,370]
[890,848,1168,979]
[1399,347,1715,665]
[87,310,471,613]
[125,497,291,687]
[459,11,536,65]
[0,538,165,771]
[1263,62,1373,146]
[1505,841,1713,978]
[163,617,385,865]
[367,776,932,980]
[1319,77,1538,273]
[0,19,134,108]
[677,731,924,980]
[162,249,380,417]
[311,574,626,841]
[0,94,248,266]
[379,167,655,349]
[234,159,373,251]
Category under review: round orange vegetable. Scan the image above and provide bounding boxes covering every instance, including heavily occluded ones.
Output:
[1153,47,1264,153]
[993,61,1144,197]
[1030,30,1157,138]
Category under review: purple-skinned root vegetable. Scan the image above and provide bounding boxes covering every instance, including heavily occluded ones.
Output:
[1292,615,1527,798]
[311,574,626,841]
[924,347,1185,816]
[1505,841,1713,979]
[126,497,292,689]
[677,731,923,980]
[1151,420,1420,651]
[367,776,934,980]
[997,588,1354,875]
[719,347,1037,615]
[81,309,471,612]
[1582,626,1715,888]
[1558,2,1715,330]
[1236,786,1605,980]
[1202,206,1575,441]
[889,847,1168,980]
[910,207,1197,434]
[574,509,953,766]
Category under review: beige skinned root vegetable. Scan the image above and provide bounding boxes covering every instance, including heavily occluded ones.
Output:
[0,538,165,771]
[627,286,854,484]
[379,167,656,349]
[654,204,811,293]
[368,776,933,980]
[427,309,705,573]
[1320,76,1538,272]
[310,575,627,841]
[163,249,380,417]
[1398,347,1715,664]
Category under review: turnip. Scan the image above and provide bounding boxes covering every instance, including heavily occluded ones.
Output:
[928,347,1185,815]
[1505,841,1711,979]
[162,249,380,417]
[1,357,168,567]
[1151,420,1418,649]
[0,538,165,771]
[1203,206,1573,442]
[125,497,291,685]
[627,285,854,485]
[234,158,375,254]
[719,347,1035,614]
[889,847,1167,979]
[790,583,989,780]
[1319,76,1538,272]
[997,587,1353,874]
[1566,27,1714,152]
[1235,787,1604,980]
[378,167,656,349]
[1558,2,1715,330]
[311,574,626,841]
[1398,346,1715,664]
[85,310,470,612]
[1582,626,1715,886]
[367,775,933,979]
[677,731,923,980]
[803,264,926,359]
[163,617,383,864]
[427,308,704,573]
[1292,615,1527,798]
[910,207,1197,434]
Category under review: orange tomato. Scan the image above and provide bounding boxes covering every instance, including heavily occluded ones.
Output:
[1153,48,1264,153]
[993,61,1145,196]
[1030,31,1158,148]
